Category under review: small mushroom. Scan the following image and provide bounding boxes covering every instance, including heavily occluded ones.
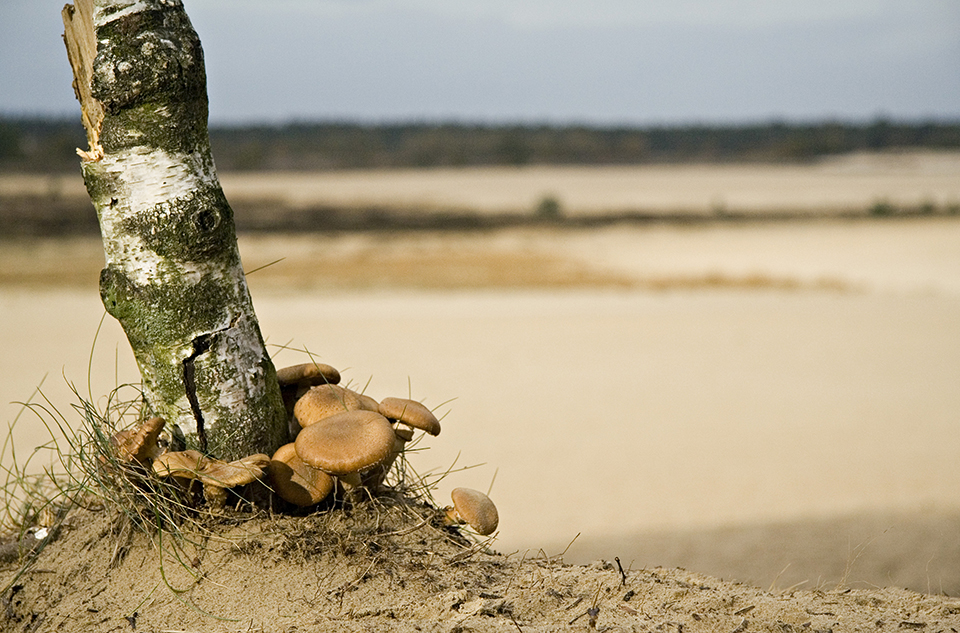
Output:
[293,384,378,430]
[378,397,441,436]
[109,416,166,465]
[294,410,396,489]
[444,487,499,536]
[276,362,341,388]
[276,362,342,430]
[153,450,270,509]
[267,443,334,507]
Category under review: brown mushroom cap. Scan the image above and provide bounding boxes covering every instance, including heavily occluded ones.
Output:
[110,416,166,465]
[294,410,395,477]
[449,487,499,535]
[361,426,412,489]
[153,450,269,486]
[276,362,341,387]
[294,384,377,428]
[153,450,270,508]
[378,397,441,436]
[153,449,207,478]
[268,443,334,507]
[357,392,380,412]
[203,453,271,488]
[278,363,343,425]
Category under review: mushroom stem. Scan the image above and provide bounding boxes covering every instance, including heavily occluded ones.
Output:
[336,472,363,490]
[203,484,229,508]
[441,506,461,527]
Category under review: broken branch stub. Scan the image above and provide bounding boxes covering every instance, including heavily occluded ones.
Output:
[61,0,103,160]
[62,0,288,461]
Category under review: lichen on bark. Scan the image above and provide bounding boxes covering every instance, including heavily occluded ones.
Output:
[63,0,288,461]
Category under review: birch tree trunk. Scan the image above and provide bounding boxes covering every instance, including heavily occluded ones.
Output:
[62,0,288,461]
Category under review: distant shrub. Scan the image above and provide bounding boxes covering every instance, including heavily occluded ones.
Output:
[534,195,563,220]
[870,200,895,217]
[0,122,21,159]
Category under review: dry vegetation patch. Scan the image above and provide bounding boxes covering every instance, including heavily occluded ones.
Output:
[0,233,638,291]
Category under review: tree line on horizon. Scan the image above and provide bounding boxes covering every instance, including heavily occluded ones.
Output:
[2,116,959,173]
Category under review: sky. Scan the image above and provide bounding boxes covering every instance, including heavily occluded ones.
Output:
[1,0,958,126]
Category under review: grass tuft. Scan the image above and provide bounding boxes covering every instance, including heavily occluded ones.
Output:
[1,359,494,601]
[0,379,216,595]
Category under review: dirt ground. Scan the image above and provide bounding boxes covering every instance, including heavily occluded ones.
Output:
[2,499,959,633]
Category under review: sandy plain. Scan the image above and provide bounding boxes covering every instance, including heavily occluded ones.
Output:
[222,150,960,215]
[3,150,960,223]
[2,192,959,599]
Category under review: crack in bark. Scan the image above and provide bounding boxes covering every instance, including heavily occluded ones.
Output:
[182,314,242,454]
[183,333,213,453]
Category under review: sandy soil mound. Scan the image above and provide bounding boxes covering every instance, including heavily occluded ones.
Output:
[2,500,958,633]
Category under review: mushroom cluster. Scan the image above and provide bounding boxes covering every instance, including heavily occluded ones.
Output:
[106,361,499,535]
[273,362,500,534]
[105,416,271,510]
[271,363,443,507]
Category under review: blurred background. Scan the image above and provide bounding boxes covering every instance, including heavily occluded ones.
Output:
[1,0,959,596]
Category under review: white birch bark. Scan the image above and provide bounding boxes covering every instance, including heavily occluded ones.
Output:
[62,0,288,461]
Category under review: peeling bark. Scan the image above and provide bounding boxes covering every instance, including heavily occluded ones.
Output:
[62,0,288,461]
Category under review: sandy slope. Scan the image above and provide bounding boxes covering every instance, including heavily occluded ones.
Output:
[2,504,959,632]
